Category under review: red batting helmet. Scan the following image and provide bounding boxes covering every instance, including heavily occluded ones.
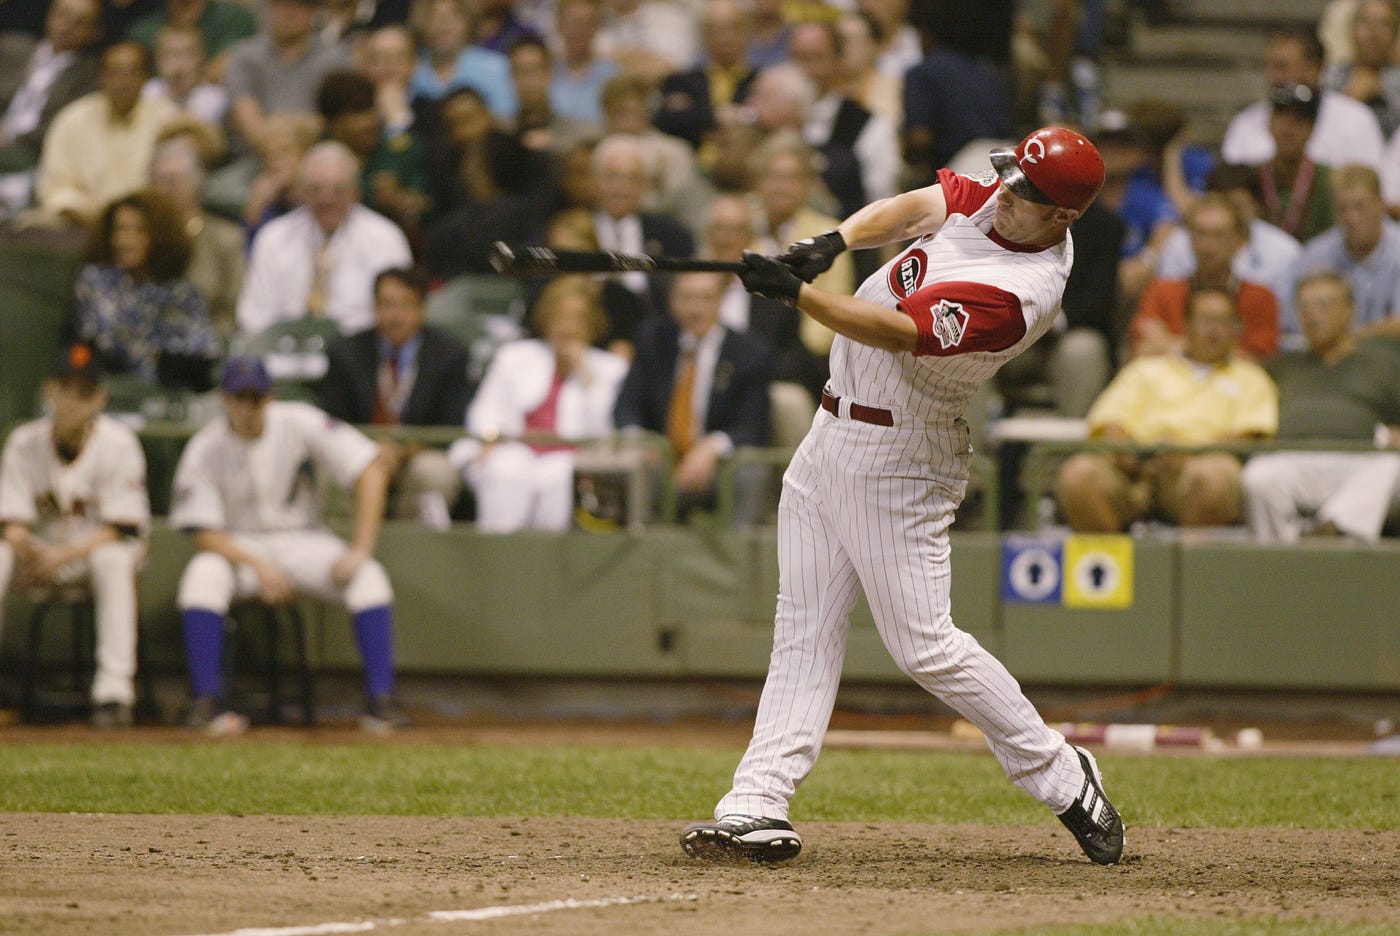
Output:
[989,128,1105,213]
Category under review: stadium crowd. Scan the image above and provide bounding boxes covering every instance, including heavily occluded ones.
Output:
[5,0,1400,547]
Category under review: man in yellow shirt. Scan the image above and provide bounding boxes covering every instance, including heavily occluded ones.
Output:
[1056,286,1278,532]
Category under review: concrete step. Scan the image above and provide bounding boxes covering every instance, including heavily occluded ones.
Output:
[1167,0,1324,26]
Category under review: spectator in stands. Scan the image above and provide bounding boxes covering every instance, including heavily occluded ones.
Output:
[318,69,431,237]
[0,0,101,187]
[596,0,700,84]
[550,0,617,127]
[36,41,178,229]
[204,110,320,234]
[900,13,1014,187]
[739,62,818,145]
[653,0,758,151]
[127,0,258,74]
[320,267,469,526]
[361,25,437,145]
[1057,287,1278,533]
[238,141,413,338]
[540,207,647,359]
[473,0,541,55]
[747,0,792,71]
[591,134,694,312]
[73,189,219,388]
[141,24,228,126]
[1323,0,1400,138]
[614,271,773,526]
[408,0,515,119]
[172,355,407,737]
[1131,193,1281,360]
[859,0,921,79]
[0,344,149,729]
[1291,164,1400,344]
[600,74,703,221]
[1258,84,1336,243]
[224,0,354,152]
[451,275,629,533]
[1243,271,1400,542]
[701,193,824,448]
[1221,27,1384,171]
[749,133,855,336]
[1156,162,1302,332]
[507,36,593,153]
[788,21,900,222]
[149,125,245,337]
[836,9,902,128]
[422,87,555,276]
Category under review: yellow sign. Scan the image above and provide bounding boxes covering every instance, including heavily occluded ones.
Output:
[1063,535,1134,609]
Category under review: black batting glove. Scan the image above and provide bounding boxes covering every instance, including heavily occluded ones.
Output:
[739,250,803,306]
[775,229,846,283]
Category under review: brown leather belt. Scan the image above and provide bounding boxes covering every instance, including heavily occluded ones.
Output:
[821,390,894,427]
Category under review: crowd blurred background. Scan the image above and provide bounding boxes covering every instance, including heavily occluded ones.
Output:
[6,0,1400,540]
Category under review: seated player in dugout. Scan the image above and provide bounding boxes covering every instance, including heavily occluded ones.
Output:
[1057,286,1279,533]
[169,357,407,737]
[0,345,150,728]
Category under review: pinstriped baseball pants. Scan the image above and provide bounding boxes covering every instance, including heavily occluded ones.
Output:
[716,410,1085,820]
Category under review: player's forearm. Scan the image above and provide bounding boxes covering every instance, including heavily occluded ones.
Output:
[796,287,918,353]
[3,522,34,550]
[349,460,390,553]
[837,185,947,250]
[192,528,264,568]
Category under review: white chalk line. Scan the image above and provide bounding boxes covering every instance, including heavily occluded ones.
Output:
[176,893,699,936]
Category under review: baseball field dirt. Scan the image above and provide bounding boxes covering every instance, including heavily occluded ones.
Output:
[6,812,1398,935]
[3,713,1398,936]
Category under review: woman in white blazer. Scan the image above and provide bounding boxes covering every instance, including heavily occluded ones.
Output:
[450,277,630,532]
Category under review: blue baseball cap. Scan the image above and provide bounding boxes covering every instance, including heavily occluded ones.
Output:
[220,356,272,395]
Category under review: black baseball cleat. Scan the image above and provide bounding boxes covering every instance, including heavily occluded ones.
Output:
[1056,745,1125,865]
[681,814,802,864]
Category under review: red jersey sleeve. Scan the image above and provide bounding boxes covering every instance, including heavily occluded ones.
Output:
[897,280,1027,356]
[936,167,998,217]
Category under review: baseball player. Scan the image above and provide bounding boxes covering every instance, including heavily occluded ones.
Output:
[170,356,406,736]
[0,345,149,728]
[680,128,1124,865]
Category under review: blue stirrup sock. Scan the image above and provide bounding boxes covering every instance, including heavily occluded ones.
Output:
[183,608,226,700]
[352,605,396,699]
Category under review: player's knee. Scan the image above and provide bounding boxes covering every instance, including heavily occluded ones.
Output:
[88,541,140,578]
[177,552,236,612]
[344,558,393,612]
[1057,453,1111,500]
[405,449,459,494]
[1240,454,1286,495]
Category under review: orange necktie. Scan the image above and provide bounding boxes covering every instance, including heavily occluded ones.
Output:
[666,349,696,456]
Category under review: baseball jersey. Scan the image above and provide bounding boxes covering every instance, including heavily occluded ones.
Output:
[0,415,150,542]
[834,168,1074,426]
[170,401,379,533]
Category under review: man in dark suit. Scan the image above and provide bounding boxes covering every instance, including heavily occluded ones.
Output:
[591,133,694,316]
[614,271,773,526]
[653,0,759,150]
[320,267,471,527]
[0,0,102,177]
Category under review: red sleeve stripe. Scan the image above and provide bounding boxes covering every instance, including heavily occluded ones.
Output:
[936,167,998,216]
[897,280,1027,357]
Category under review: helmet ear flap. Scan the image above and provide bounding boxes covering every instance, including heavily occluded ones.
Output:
[995,127,1105,213]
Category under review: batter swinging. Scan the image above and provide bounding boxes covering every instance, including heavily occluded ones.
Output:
[681,128,1124,866]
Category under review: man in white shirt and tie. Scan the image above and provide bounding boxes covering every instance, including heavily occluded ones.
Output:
[236,141,413,338]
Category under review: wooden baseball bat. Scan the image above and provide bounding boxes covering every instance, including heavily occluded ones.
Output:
[490,241,743,276]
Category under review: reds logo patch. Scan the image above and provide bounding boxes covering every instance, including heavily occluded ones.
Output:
[931,299,970,350]
[888,248,928,299]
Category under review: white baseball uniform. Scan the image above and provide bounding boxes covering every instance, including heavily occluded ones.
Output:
[170,401,393,612]
[0,415,149,706]
[717,169,1089,820]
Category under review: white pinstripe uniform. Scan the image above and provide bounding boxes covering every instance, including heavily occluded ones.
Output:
[0,415,149,706]
[717,168,1089,821]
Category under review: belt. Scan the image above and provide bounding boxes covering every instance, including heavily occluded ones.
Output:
[821,390,894,427]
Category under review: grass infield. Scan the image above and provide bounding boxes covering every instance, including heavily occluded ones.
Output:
[0,742,1395,828]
